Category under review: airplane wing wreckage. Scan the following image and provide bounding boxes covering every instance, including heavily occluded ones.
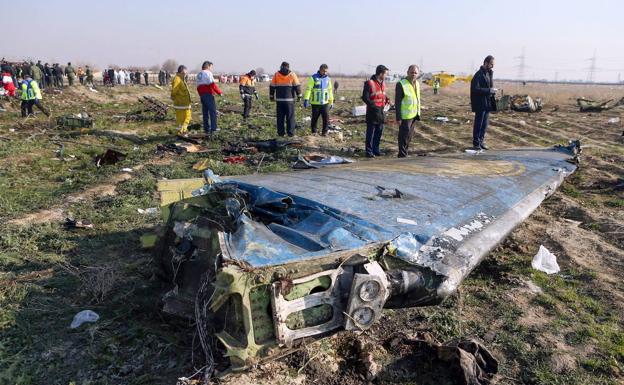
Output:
[147,143,580,375]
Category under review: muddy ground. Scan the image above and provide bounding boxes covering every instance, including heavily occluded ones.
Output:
[0,78,622,385]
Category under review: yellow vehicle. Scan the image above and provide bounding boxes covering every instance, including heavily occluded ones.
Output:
[423,71,473,87]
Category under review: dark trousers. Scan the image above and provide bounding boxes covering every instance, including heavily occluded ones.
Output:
[242,96,252,119]
[472,110,490,147]
[365,122,384,156]
[200,93,218,132]
[68,76,74,86]
[144,76,148,86]
[21,99,49,117]
[276,102,295,136]
[398,118,418,157]
[57,75,64,87]
[311,104,329,134]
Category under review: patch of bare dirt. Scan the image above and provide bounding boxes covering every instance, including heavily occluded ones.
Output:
[7,172,133,226]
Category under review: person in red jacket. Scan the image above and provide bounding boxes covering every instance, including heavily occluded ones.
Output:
[361,65,391,157]
[2,72,16,97]
[196,61,223,134]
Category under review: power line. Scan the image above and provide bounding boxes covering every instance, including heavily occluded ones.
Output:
[515,47,526,81]
[586,50,597,82]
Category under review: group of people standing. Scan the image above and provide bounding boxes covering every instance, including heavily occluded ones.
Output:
[3,54,498,158]
[170,55,497,157]
[0,60,94,90]
[103,68,158,87]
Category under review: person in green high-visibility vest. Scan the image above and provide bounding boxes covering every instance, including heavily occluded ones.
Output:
[19,74,50,118]
[303,64,334,135]
[433,77,440,95]
[395,65,421,158]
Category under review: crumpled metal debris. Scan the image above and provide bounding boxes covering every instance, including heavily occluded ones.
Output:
[94,149,126,167]
[126,96,169,121]
[57,112,94,129]
[150,145,579,376]
[510,95,543,112]
[577,97,624,112]
[383,333,498,385]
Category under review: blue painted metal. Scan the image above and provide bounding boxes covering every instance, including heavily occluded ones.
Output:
[222,147,577,269]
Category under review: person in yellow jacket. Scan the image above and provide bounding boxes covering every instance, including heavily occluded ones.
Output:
[394,65,421,157]
[303,64,334,135]
[19,74,50,118]
[171,65,191,136]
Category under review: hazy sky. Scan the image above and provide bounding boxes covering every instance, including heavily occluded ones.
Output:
[5,0,624,82]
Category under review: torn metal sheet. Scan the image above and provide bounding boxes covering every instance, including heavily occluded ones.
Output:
[577,97,624,112]
[152,144,579,374]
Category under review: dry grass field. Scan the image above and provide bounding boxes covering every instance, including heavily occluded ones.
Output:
[0,77,622,385]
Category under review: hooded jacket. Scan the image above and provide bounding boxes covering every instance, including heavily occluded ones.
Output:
[269,68,301,102]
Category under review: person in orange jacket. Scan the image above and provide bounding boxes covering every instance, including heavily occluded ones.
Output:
[239,70,258,121]
[269,62,301,137]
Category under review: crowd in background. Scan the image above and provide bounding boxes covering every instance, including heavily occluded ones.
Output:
[0,59,174,90]
[0,59,96,89]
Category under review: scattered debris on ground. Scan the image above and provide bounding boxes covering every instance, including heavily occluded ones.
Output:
[531,245,560,274]
[577,96,624,112]
[57,112,94,128]
[70,310,100,329]
[64,217,94,230]
[125,96,169,121]
[94,148,126,167]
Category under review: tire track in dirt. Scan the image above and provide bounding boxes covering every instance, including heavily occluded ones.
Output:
[419,123,466,148]
[544,124,614,147]
[381,122,450,152]
[495,117,577,145]
[491,118,560,145]
[486,123,538,147]
[521,117,614,150]
[583,155,624,178]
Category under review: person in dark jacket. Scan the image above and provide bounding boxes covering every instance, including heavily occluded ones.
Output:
[108,68,116,87]
[43,63,52,88]
[36,61,45,88]
[143,71,149,86]
[158,69,165,86]
[269,62,302,137]
[54,64,64,87]
[470,55,497,150]
[361,65,391,157]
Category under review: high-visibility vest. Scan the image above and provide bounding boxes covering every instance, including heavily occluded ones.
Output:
[399,79,420,120]
[20,79,42,101]
[368,79,386,107]
[305,73,333,105]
